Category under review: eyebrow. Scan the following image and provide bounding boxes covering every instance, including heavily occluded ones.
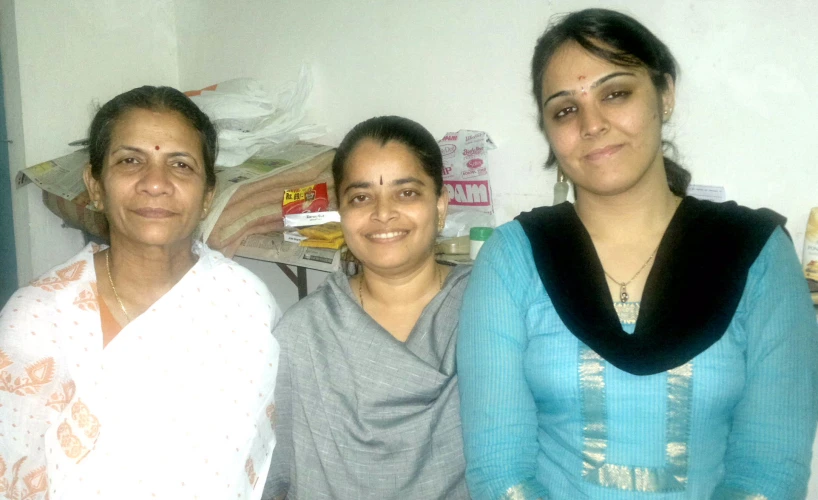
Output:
[392,176,426,186]
[343,181,372,195]
[110,145,145,155]
[342,176,426,195]
[542,71,636,107]
[110,146,198,162]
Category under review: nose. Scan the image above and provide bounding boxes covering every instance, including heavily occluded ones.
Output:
[579,103,609,138]
[136,161,173,196]
[371,196,397,223]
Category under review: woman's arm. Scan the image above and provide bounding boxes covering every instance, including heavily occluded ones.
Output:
[714,228,818,499]
[458,224,549,500]
[0,289,64,500]
[262,317,294,500]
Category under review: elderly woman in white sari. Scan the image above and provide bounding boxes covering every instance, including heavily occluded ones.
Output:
[0,86,280,500]
[264,116,470,499]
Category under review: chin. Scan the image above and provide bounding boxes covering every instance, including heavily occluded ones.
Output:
[579,174,646,197]
[132,231,193,248]
[363,252,428,273]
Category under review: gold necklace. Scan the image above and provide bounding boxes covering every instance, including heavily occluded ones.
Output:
[358,265,443,310]
[106,250,131,321]
[602,197,682,303]
[603,246,658,303]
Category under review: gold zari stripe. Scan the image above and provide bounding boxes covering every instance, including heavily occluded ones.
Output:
[501,483,546,500]
[579,344,693,492]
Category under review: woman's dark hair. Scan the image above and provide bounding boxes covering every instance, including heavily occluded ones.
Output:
[531,8,691,196]
[88,85,218,188]
[332,115,444,200]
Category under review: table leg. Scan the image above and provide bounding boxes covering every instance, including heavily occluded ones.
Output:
[275,263,309,300]
[296,266,308,299]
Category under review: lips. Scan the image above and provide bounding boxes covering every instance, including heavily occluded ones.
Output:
[133,207,175,218]
[585,144,623,161]
[366,230,409,242]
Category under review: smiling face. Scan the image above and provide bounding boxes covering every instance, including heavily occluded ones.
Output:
[84,108,214,250]
[338,139,447,276]
[541,41,674,198]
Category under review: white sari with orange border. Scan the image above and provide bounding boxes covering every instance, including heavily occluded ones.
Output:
[0,242,280,500]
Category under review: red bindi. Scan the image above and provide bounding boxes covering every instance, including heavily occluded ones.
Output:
[155,145,160,150]
[578,75,586,80]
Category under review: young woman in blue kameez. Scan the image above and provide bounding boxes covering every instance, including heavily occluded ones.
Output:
[457,9,818,500]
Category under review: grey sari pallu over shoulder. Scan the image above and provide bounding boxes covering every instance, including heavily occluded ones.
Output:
[264,265,471,500]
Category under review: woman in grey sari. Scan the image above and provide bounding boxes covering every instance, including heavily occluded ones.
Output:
[264,116,470,499]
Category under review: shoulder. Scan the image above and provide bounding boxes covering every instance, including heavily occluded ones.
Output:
[445,264,472,289]
[273,272,342,339]
[514,202,576,234]
[683,197,786,233]
[197,243,280,320]
[28,244,97,292]
[1,245,96,343]
[744,226,804,295]
[200,244,273,299]
[464,220,542,306]
[669,198,788,283]
[473,220,536,276]
[15,244,97,306]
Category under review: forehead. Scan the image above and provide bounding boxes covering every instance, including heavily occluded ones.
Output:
[341,139,431,184]
[110,108,202,151]
[541,41,648,93]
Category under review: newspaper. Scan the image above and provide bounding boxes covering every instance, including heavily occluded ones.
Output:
[236,231,340,273]
[16,149,90,202]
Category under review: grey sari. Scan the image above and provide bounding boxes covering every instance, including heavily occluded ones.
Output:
[264,265,471,500]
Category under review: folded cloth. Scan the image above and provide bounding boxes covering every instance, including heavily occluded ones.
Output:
[206,150,336,257]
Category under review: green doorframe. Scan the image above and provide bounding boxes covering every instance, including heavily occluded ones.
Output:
[0,50,18,305]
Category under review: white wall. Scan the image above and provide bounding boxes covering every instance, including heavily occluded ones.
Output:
[1,0,181,282]
[174,0,818,257]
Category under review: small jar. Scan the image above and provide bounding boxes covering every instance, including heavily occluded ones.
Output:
[469,227,494,260]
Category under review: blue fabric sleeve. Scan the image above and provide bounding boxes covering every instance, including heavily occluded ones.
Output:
[458,223,549,500]
[714,227,818,499]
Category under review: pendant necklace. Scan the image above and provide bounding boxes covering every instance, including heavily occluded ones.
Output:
[603,246,658,303]
[106,249,131,322]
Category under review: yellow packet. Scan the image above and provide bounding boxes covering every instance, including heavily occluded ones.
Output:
[298,222,343,241]
[300,236,345,250]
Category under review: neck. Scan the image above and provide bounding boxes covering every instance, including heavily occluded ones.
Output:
[107,235,197,313]
[575,171,679,245]
[360,255,441,308]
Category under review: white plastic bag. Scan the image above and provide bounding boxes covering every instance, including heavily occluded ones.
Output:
[188,65,325,167]
[438,130,497,237]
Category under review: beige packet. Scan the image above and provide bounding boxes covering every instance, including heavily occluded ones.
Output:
[803,208,818,291]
